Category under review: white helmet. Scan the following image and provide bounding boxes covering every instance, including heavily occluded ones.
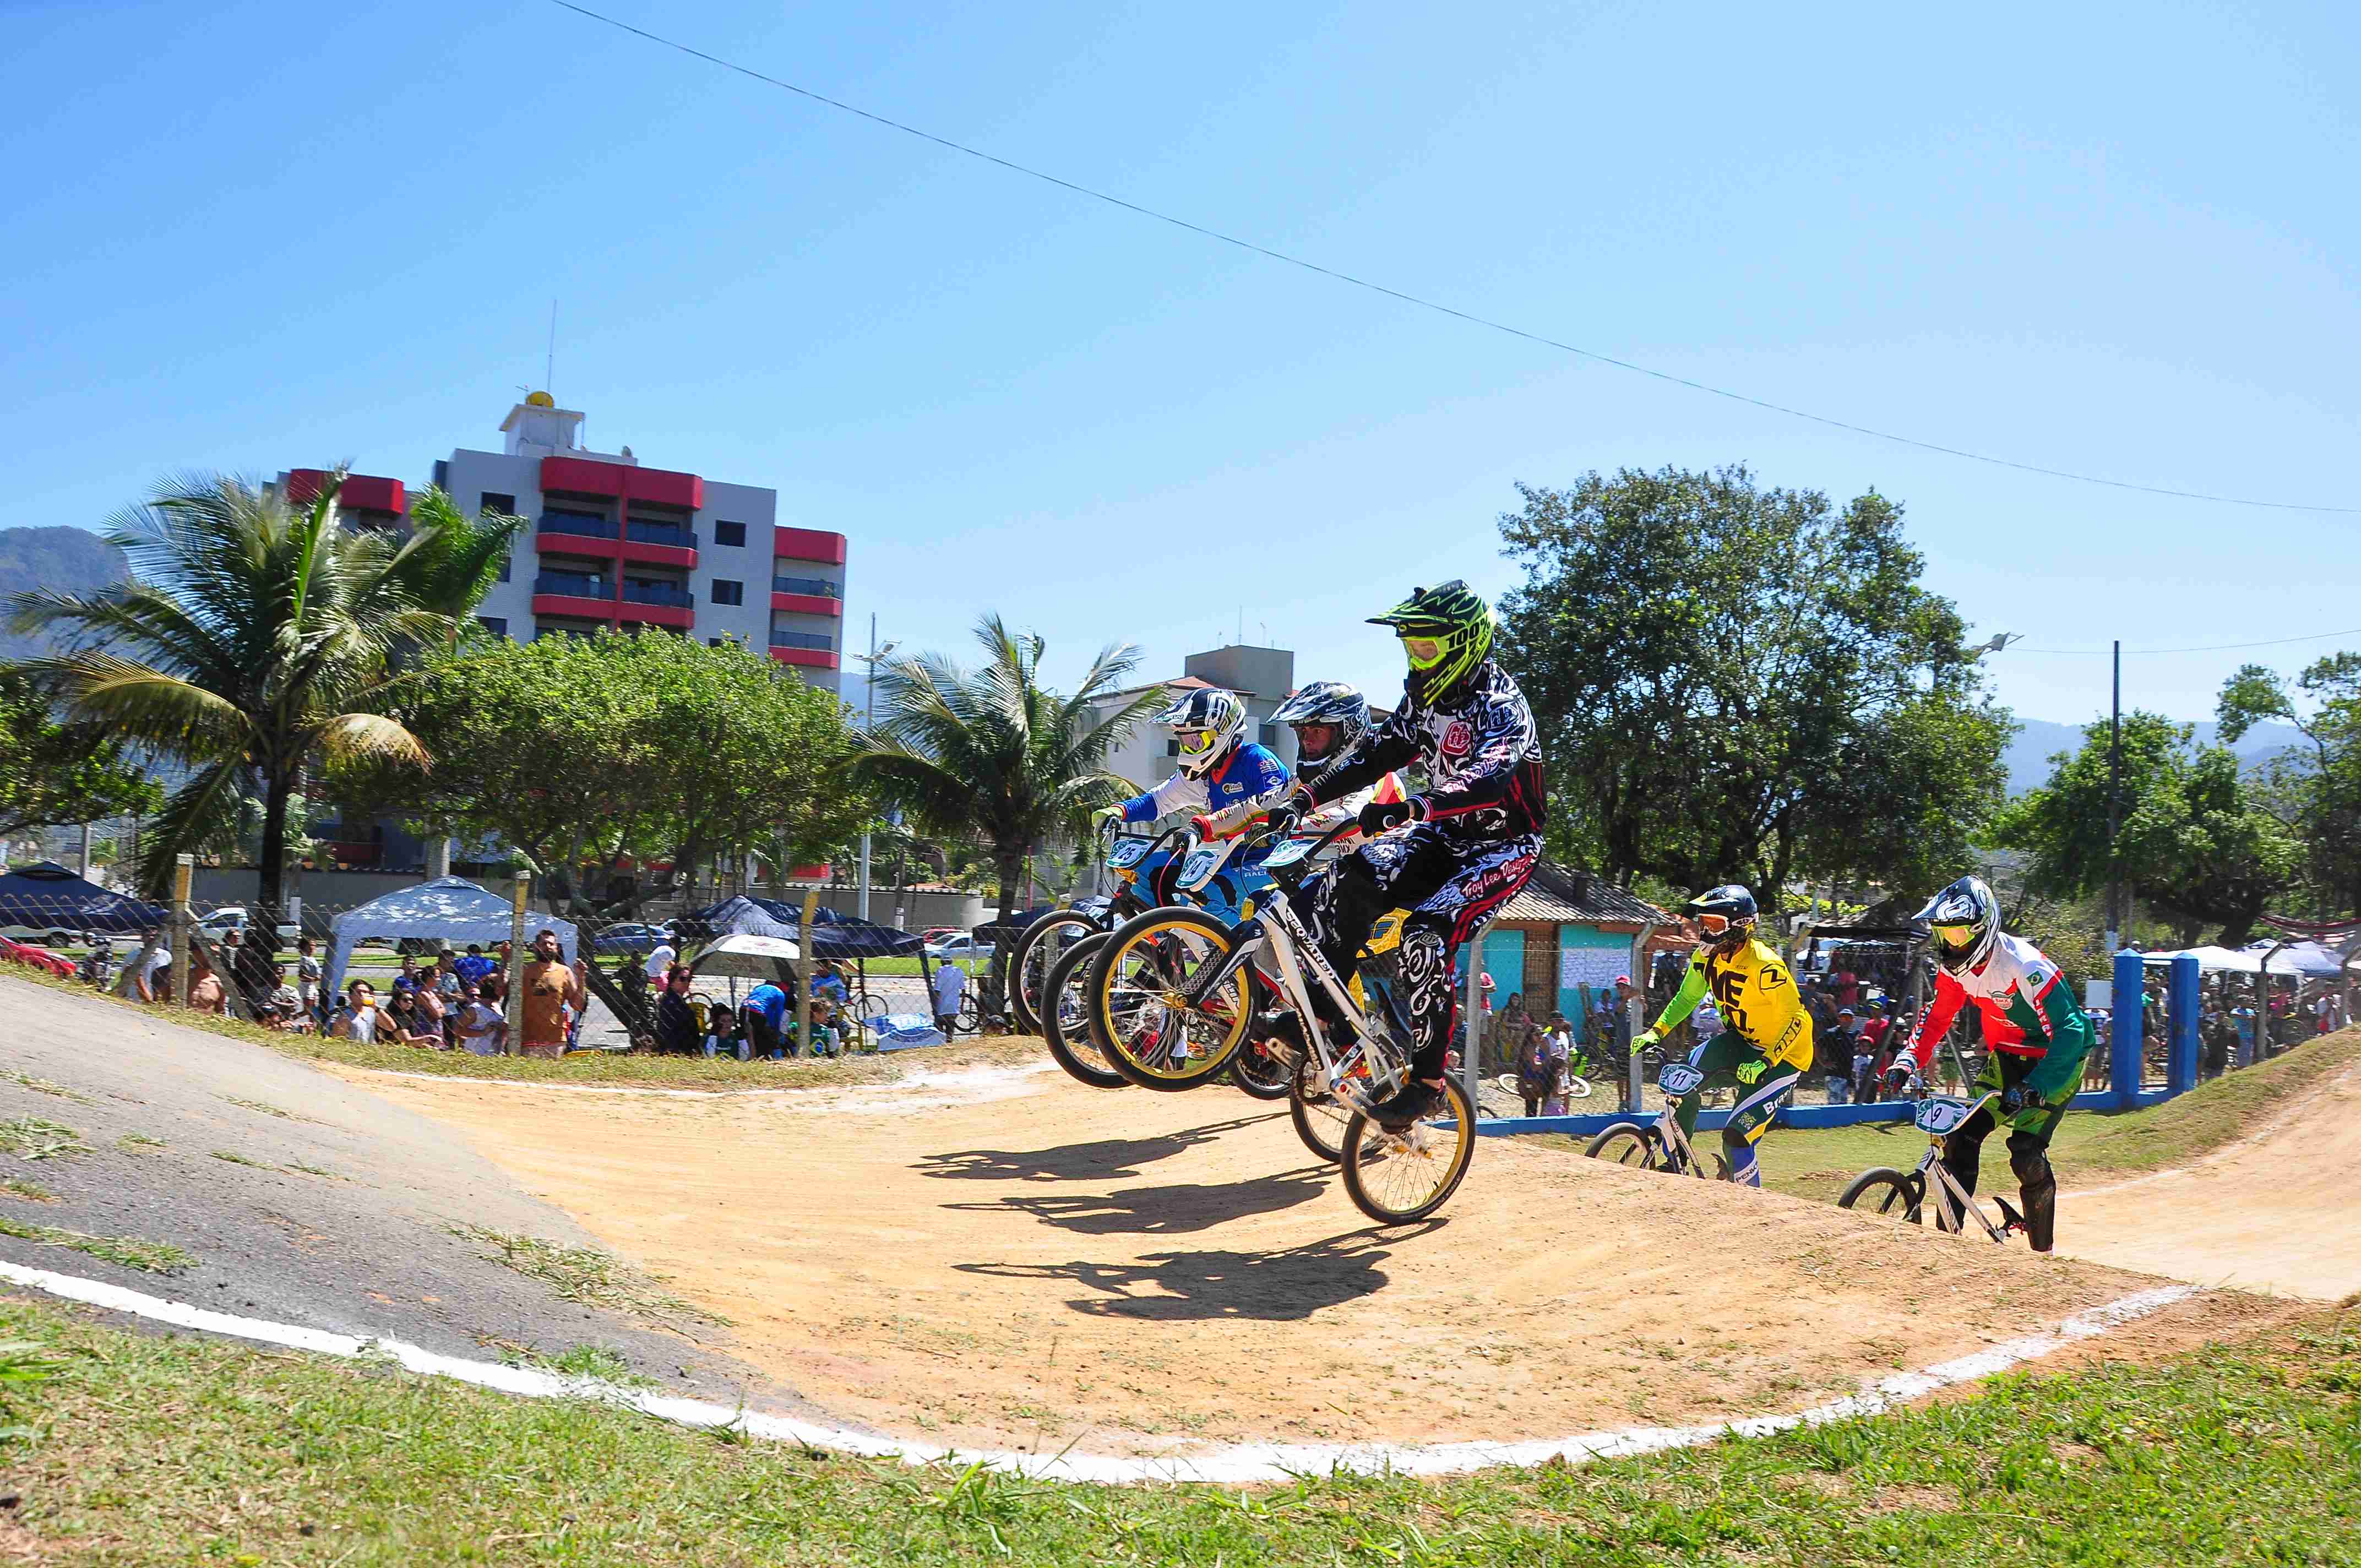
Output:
[1157,688,1247,778]
[1271,680,1369,767]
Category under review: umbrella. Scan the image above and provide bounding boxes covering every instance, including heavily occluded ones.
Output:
[688,933,800,984]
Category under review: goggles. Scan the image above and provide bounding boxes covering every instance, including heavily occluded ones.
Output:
[1176,727,1217,755]
[1401,635,1446,668]
[1695,912,1732,937]
[1930,923,1978,950]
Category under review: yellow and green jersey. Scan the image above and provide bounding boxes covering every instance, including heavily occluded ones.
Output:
[1649,938,1814,1070]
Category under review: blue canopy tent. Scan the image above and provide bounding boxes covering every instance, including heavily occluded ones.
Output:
[0,862,167,938]
[681,894,940,1045]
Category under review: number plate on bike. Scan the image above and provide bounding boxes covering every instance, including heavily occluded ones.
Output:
[1106,837,1153,870]
[1914,1097,1976,1134]
[1658,1063,1705,1097]
[1177,846,1223,890]
[1262,836,1312,871]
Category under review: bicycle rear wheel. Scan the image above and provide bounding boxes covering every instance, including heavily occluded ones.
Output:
[1087,907,1249,1091]
[1230,1037,1292,1100]
[1042,934,1128,1090]
[1340,1076,1475,1224]
[1008,909,1100,1037]
[1837,1167,1924,1222]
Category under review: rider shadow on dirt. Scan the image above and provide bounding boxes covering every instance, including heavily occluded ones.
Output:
[912,1112,1286,1184]
[939,1166,1331,1235]
[956,1224,1440,1322]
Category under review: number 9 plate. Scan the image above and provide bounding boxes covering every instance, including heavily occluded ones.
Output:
[1914,1097,1976,1135]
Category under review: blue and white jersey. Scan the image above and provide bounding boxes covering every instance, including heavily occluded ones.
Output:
[1120,743,1290,825]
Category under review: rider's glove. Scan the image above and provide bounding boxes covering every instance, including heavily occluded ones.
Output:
[1262,800,1303,839]
[1189,813,1218,839]
[2000,1084,2036,1116]
[1090,804,1127,832]
[1879,1064,1913,1099]
[1735,1059,1767,1086]
[1633,1028,1660,1053]
[1358,794,1423,837]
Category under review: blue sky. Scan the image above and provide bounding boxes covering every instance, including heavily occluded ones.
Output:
[4,1,2354,726]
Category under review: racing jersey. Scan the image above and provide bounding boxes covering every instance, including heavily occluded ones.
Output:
[1304,661,1547,841]
[1203,769,1408,846]
[1648,938,1814,1071]
[1119,742,1290,826]
[1897,932,2092,1103]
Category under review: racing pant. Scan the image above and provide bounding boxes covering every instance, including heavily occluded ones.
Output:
[1940,1049,2071,1250]
[1288,823,1541,1081]
[1673,1033,1804,1188]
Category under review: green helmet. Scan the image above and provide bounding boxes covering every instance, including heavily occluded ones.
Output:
[1369,580,1494,706]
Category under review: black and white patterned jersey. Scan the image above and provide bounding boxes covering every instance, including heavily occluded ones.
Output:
[1305,660,1547,840]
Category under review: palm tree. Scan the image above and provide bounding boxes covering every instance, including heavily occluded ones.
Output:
[6,472,524,924]
[846,614,1165,922]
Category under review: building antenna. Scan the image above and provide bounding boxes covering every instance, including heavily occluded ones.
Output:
[546,298,558,395]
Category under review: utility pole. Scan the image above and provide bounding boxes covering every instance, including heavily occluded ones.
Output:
[857,613,877,921]
[2105,639,2122,956]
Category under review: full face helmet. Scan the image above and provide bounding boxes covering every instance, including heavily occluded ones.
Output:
[1914,875,2000,973]
[1369,580,1494,707]
[1270,680,1370,769]
[1157,687,1247,779]
[1683,884,1759,954]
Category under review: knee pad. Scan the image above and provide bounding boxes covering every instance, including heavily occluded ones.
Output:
[2008,1140,2052,1190]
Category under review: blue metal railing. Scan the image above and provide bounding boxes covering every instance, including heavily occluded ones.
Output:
[538,510,617,540]
[534,573,607,600]
[771,574,841,598]
[769,630,834,651]
[622,581,694,608]
[624,520,697,548]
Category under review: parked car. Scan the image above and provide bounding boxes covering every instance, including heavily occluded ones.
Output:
[0,935,76,979]
[0,919,84,948]
[592,923,672,956]
[917,926,961,947]
[196,906,300,945]
[923,934,996,964]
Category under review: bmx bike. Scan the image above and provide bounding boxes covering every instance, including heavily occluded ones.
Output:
[1083,820,1475,1224]
[1582,1061,1733,1179]
[1836,1089,2028,1242]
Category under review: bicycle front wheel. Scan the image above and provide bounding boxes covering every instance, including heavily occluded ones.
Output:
[1340,1076,1475,1224]
[1583,1121,1662,1169]
[1087,907,1250,1091]
[1042,934,1128,1090]
[1838,1167,1924,1222]
[1288,1052,1360,1162]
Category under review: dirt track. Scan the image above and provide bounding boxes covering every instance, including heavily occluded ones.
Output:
[2059,1060,2361,1301]
[352,1055,2292,1460]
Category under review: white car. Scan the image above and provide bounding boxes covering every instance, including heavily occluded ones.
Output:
[197,907,301,945]
[923,935,996,964]
[0,920,84,948]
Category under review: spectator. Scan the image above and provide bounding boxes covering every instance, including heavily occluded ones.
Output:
[933,961,967,1040]
[411,964,448,1043]
[1515,1016,1557,1117]
[453,944,494,989]
[140,930,173,1004]
[814,960,850,1008]
[296,936,323,1021]
[433,957,463,1008]
[185,952,229,1016]
[1831,963,1862,1011]
[266,962,303,1023]
[703,999,745,1060]
[2232,1004,2256,1069]
[1821,1008,1860,1104]
[514,928,580,1059]
[654,964,701,1055]
[1543,1012,1575,1114]
[455,983,505,1055]
[743,976,789,1059]
[644,937,677,987]
[384,983,439,1048]
[329,980,395,1042]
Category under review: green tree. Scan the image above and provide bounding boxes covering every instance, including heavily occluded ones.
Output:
[1991,712,2297,946]
[846,616,1162,921]
[330,629,868,914]
[4,475,522,916]
[2217,653,2361,919]
[1494,465,2012,905]
[0,669,161,840]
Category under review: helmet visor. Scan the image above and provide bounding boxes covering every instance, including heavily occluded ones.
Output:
[1695,912,1731,937]
[1401,635,1446,668]
[1175,727,1217,755]
[1930,923,1978,950]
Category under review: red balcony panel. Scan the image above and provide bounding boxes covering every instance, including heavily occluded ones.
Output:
[770,590,843,617]
[617,601,696,630]
[626,466,703,510]
[285,468,331,505]
[769,646,841,669]
[773,526,847,565]
[531,592,621,623]
[341,474,406,514]
[541,455,627,497]
[615,538,698,570]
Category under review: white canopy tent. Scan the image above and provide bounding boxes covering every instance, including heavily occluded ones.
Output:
[324,877,578,1003]
[2139,942,2352,978]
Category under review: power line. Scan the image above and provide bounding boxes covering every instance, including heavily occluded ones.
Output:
[548,0,2360,517]
[2017,627,2361,656]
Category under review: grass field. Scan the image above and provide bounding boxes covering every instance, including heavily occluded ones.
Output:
[0,1291,2355,1565]
[1521,1028,2361,1206]
[0,963,1045,1091]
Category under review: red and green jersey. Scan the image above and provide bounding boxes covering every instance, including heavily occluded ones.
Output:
[1899,932,2092,1103]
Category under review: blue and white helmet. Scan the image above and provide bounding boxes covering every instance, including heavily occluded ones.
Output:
[1157,688,1247,778]
[1271,680,1369,766]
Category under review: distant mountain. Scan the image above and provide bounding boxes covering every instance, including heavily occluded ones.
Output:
[2004,716,2306,796]
[0,526,126,663]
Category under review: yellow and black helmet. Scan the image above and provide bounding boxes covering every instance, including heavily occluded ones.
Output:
[1370,580,1494,706]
